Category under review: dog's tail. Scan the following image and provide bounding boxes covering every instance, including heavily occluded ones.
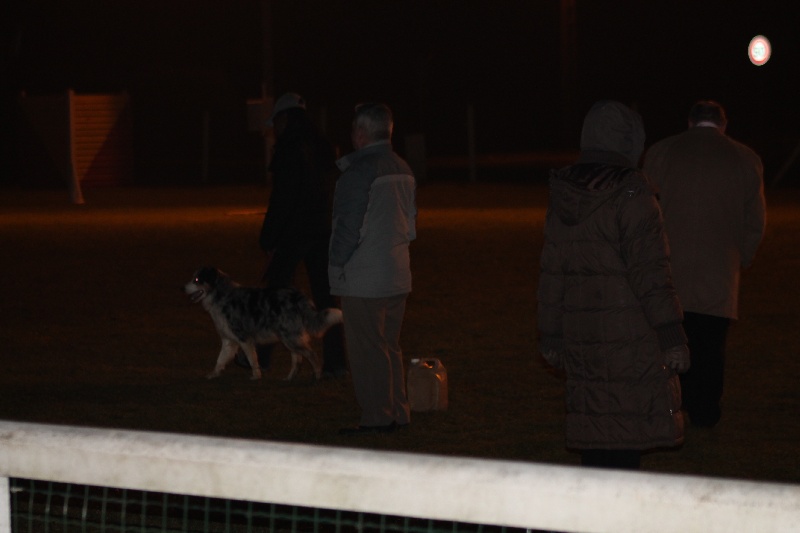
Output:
[305,307,344,337]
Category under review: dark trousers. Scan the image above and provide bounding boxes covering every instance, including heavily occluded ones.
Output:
[680,312,730,428]
[341,295,410,427]
[258,238,346,372]
[581,449,641,470]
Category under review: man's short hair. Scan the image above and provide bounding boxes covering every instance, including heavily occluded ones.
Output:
[689,100,727,128]
[353,103,393,142]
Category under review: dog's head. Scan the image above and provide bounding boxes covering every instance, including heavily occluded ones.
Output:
[184,266,223,304]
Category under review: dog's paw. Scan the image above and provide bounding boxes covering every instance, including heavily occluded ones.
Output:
[206,370,222,379]
[250,370,262,380]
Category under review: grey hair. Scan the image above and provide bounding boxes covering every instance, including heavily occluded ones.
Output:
[353,102,393,142]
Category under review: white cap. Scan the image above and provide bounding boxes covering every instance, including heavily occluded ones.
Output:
[266,92,306,127]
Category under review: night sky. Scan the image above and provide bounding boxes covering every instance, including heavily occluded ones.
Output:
[3,0,799,183]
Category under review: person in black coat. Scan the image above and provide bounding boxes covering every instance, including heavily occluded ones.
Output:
[538,100,689,469]
[236,93,347,377]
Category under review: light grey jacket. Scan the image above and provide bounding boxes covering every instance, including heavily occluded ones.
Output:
[328,141,416,298]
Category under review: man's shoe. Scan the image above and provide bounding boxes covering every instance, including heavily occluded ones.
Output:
[686,408,721,429]
[338,422,397,436]
[321,367,349,380]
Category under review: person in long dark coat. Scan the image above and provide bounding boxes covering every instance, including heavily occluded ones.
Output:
[538,100,690,469]
[237,92,347,377]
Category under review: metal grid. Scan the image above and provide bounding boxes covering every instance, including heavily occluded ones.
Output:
[9,478,538,533]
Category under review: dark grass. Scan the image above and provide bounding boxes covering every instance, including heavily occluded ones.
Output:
[1,181,798,484]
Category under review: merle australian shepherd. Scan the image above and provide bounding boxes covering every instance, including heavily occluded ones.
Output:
[184,266,343,381]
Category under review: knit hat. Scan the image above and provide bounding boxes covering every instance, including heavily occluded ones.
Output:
[266,92,306,127]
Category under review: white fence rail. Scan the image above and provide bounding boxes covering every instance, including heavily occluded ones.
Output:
[1,420,798,533]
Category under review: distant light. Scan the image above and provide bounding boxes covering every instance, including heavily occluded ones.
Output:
[748,35,771,66]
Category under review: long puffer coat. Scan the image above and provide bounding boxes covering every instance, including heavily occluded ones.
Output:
[537,101,687,451]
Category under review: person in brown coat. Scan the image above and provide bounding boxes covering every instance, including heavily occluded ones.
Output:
[643,100,766,428]
[538,100,690,470]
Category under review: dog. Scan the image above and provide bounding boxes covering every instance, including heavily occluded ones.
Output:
[184,266,343,381]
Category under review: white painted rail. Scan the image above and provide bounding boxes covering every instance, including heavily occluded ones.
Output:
[1,421,798,533]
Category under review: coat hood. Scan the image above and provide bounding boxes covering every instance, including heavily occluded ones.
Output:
[548,100,647,226]
[579,100,645,167]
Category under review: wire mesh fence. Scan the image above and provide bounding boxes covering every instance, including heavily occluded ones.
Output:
[3,421,799,533]
[9,478,538,533]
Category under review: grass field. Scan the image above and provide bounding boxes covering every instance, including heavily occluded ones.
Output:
[1,181,798,485]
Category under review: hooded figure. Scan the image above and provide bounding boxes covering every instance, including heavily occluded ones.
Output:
[537,101,689,469]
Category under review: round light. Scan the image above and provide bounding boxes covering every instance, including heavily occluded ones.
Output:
[748,35,771,66]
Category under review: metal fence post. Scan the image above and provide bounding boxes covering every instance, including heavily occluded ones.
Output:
[0,476,10,533]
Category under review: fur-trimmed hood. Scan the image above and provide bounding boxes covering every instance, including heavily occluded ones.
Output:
[548,163,643,226]
[548,101,647,227]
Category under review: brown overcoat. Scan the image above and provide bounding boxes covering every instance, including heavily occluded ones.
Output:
[643,126,766,319]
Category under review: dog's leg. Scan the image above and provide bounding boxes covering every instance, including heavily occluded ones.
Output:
[208,339,238,379]
[305,349,323,380]
[281,333,321,381]
[239,342,262,380]
[284,348,321,381]
[285,352,302,381]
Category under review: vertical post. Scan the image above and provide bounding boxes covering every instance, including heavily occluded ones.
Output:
[0,476,10,533]
[319,105,328,136]
[559,0,578,148]
[201,110,210,182]
[770,139,800,188]
[404,133,427,185]
[467,104,477,182]
[67,89,84,205]
[261,0,275,183]
[261,84,274,183]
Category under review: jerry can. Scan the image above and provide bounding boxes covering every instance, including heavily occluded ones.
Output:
[407,358,448,412]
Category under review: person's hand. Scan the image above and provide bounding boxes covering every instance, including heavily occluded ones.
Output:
[664,344,690,373]
[540,349,564,369]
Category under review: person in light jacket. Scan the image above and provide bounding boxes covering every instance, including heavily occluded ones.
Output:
[330,103,416,435]
[538,100,690,470]
[643,100,766,428]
